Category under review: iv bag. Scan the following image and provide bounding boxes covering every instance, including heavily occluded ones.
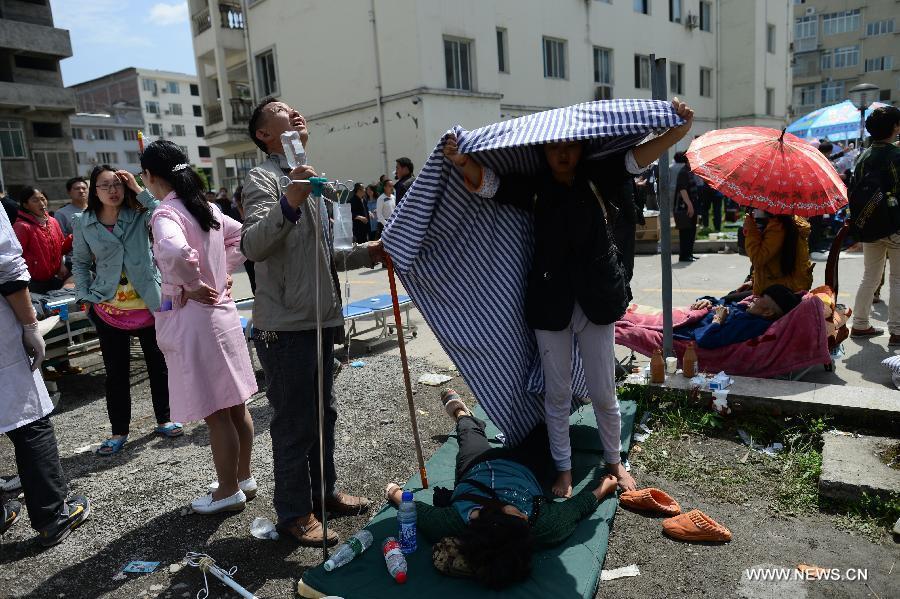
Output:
[331,201,354,250]
[280,131,306,168]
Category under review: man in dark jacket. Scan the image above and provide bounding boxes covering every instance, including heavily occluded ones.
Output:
[394,157,415,205]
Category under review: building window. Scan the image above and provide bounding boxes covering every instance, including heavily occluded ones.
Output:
[634,55,651,89]
[497,28,509,73]
[148,123,163,136]
[820,50,832,70]
[142,78,157,94]
[699,1,712,32]
[865,56,894,72]
[75,152,88,165]
[34,151,73,179]
[14,55,56,71]
[255,49,279,97]
[699,67,712,97]
[71,127,83,140]
[866,19,895,37]
[765,88,775,116]
[593,47,613,85]
[91,128,114,141]
[833,45,859,68]
[32,122,63,138]
[168,103,183,116]
[164,81,180,94]
[96,152,118,164]
[669,62,684,95]
[125,151,140,163]
[123,130,138,141]
[171,125,186,137]
[797,85,817,106]
[0,121,26,158]
[190,83,200,96]
[195,125,205,137]
[543,37,567,79]
[669,0,681,23]
[823,10,860,36]
[444,37,474,89]
[193,105,202,117]
[766,24,776,53]
[633,0,649,15]
[820,81,844,104]
[793,0,805,4]
[145,101,160,114]
[198,146,211,158]
[794,15,817,51]
[880,90,892,102]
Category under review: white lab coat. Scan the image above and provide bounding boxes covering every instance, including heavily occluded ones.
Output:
[0,208,52,434]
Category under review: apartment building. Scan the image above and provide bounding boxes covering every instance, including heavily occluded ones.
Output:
[70,68,214,184]
[0,0,77,200]
[191,0,791,186]
[792,0,897,117]
[70,104,144,176]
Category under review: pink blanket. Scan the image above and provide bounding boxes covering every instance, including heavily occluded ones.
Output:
[615,295,831,378]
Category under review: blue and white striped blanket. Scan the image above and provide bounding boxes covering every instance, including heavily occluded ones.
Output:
[382,100,681,443]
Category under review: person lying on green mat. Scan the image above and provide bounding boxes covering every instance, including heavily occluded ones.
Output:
[385,389,619,589]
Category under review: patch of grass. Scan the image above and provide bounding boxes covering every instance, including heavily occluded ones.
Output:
[774,448,823,513]
[620,384,723,437]
[827,492,900,540]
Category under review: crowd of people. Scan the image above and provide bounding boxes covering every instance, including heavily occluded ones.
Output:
[1,94,898,591]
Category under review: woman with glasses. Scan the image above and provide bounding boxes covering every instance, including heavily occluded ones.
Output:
[72,165,181,456]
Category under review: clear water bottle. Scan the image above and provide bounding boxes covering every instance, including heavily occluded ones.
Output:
[281,131,306,168]
[323,529,373,571]
[397,491,417,554]
[382,536,408,584]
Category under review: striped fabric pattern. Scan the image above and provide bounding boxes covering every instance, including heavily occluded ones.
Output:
[382,100,681,443]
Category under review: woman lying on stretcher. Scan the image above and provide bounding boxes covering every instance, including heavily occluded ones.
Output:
[676,284,802,349]
[385,390,619,589]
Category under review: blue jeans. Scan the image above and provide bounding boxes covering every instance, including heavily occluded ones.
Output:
[254,328,338,524]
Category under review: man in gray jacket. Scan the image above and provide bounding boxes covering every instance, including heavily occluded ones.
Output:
[242,97,380,546]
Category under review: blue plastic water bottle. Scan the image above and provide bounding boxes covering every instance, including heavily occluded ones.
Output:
[397,491,417,554]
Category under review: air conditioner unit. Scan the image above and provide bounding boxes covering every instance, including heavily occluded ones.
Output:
[594,85,613,101]
[805,7,816,16]
[152,90,158,97]
[155,113,162,119]
[685,14,698,30]
[164,110,171,115]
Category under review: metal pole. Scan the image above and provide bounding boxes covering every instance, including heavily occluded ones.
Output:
[651,55,674,357]
[385,255,428,488]
[859,107,865,148]
[369,0,390,176]
[310,178,329,563]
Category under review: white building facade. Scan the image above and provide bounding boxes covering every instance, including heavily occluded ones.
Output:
[71,106,144,176]
[70,68,215,184]
[190,0,791,186]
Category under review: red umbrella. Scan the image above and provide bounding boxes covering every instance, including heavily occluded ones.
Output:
[686,127,847,216]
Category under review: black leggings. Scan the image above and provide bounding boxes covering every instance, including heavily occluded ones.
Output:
[454,416,555,485]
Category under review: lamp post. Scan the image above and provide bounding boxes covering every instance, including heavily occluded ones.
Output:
[848,83,880,147]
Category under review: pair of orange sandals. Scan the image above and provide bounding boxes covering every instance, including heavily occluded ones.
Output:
[619,488,732,543]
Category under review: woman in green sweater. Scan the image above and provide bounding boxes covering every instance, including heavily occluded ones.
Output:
[385,389,618,589]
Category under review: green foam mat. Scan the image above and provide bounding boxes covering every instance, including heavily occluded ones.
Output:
[301,401,636,599]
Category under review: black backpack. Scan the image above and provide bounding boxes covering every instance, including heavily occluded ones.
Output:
[848,149,900,243]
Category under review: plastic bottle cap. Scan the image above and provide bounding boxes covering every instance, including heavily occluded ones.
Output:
[395,571,407,584]
[401,491,413,502]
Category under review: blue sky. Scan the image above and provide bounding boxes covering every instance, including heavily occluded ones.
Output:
[51,0,197,86]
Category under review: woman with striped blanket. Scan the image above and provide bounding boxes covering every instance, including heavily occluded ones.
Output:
[443,99,695,498]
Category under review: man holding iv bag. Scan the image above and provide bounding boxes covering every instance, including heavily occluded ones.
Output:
[241,98,383,546]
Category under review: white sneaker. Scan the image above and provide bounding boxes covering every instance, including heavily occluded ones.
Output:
[191,490,246,514]
[208,477,257,500]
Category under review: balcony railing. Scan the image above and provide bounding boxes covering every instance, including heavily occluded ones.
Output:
[230,98,253,123]
[193,3,244,36]
[219,2,245,29]
[206,103,223,126]
[193,7,212,35]
[796,36,818,53]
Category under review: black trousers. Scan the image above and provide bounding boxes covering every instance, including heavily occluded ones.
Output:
[6,416,67,531]
[28,278,64,295]
[254,327,338,524]
[454,416,554,485]
[90,309,171,435]
[678,226,697,261]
